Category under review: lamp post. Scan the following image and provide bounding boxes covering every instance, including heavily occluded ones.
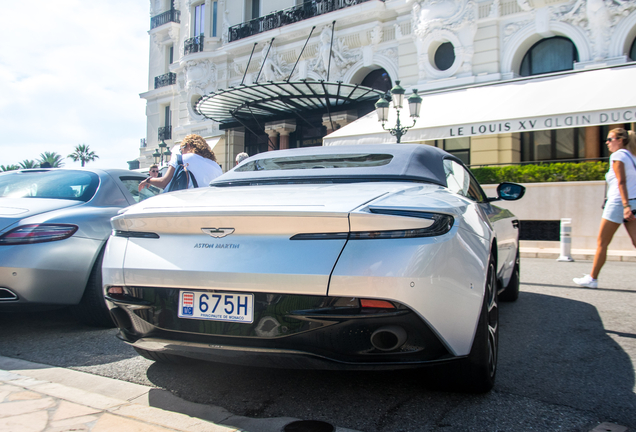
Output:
[153,139,173,166]
[375,80,422,143]
[158,139,167,165]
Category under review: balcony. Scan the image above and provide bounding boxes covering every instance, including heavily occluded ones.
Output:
[154,72,177,89]
[158,126,172,141]
[184,36,204,56]
[228,0,379,43]
[151,9,181,30]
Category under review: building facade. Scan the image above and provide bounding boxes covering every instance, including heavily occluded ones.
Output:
[137,0,636,171]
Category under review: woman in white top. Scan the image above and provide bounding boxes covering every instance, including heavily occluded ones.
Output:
[139,134,222,191]
[574,128,636,288]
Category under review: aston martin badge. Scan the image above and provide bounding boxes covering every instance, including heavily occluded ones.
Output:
[201,228,235,238]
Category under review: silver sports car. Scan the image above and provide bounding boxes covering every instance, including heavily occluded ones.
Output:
[103,144,524,392]
[0,168,161,326]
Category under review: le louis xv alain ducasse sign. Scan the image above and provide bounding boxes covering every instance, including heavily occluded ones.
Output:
[446,108,636,139]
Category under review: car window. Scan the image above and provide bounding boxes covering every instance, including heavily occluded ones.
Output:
[119,178,162,203]
[443,160,485,202]
[235,153,393,171]
[0,170,99,202]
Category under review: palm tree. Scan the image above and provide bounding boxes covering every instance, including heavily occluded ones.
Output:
[38,152,65,168]
[19,160,39,169]
[68,144,99,167]
[0,164,19,171]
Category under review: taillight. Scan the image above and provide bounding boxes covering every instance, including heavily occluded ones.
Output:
[290,210,454,240]
[113,230,160,239]
[0,224,78,245]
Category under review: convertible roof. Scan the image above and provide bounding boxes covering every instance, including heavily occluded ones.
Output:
[212,144,459,187]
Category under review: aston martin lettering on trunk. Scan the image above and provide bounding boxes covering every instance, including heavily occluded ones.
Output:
[193,243,240,249]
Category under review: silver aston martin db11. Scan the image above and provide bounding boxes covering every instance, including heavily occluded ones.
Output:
[103,144,524,392]
[0,168,161,326]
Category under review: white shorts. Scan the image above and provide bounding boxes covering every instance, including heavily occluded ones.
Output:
[602,198,636,224]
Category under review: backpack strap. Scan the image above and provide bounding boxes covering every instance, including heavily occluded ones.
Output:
[189,171,198,188]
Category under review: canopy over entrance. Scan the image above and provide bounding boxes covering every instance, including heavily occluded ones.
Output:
[323,65,636,146]
[195,81,386,125]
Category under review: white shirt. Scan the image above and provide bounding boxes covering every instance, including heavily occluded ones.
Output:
[169,152,223,188]
[606,149,636,203]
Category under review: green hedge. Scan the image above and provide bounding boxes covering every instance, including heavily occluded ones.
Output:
[470,161,609,184]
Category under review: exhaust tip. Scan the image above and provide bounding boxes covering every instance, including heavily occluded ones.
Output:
[370,326,407,352]
[0,288,18,301]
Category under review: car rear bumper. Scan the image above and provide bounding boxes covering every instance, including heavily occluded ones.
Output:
[106,289,454,369]
[122,336,460,370]
[0,237,103,305]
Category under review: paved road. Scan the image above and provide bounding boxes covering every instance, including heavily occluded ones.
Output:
[1,258,634,432]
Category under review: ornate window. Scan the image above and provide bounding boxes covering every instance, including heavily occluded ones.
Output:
[630,38,636,61]
[360,69,392,93]
[520,37,578,77]
[212,1,218,37]
[249,0,260,20]
[434,42,455,71]
[193,3,205,36]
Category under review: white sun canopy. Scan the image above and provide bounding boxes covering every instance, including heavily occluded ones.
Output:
[323,65,636,146]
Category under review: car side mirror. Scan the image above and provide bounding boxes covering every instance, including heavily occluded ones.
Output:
[487,182,525,202]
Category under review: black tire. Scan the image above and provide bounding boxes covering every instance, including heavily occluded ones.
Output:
[499,250,520,302]
[70,248,114,328]
[458,254,498,393]
[133,347,194,364]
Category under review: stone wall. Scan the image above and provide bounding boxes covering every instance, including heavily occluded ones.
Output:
[482,181,635,252]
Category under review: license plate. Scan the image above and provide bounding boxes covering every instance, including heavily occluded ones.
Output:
[178,291,254,323]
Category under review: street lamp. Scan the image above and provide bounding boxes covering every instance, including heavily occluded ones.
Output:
[375,80,422,143]
[158,139,167,165]
[154,139,173,166]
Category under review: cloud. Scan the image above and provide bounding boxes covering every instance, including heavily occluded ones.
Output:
[0,0,149,169]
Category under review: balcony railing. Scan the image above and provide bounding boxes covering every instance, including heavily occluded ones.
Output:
[154,72,177,89]
[158,126,172,141]
[228,0,378,43]
[151,9,181,30]
[184,36,204,56]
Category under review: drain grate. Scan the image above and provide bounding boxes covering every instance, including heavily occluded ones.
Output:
[283,420,335,432]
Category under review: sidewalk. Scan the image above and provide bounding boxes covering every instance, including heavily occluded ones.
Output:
[0,356,236,432]
[0,356,327,432]
[520,246,636,261]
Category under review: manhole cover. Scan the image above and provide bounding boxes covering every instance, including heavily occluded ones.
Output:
[283,420,335,432]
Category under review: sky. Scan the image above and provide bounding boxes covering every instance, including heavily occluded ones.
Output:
[0,0,150,170]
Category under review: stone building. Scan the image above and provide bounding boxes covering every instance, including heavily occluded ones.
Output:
[137,0,636,170]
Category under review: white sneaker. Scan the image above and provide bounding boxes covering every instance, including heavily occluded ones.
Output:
[573,274,598,288]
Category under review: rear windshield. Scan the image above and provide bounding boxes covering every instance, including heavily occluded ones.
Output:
[235,153,393,172]
[0,170,100,202]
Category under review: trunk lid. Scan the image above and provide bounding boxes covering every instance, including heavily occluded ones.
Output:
[114,183,430,295]
[0,198,82,232]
